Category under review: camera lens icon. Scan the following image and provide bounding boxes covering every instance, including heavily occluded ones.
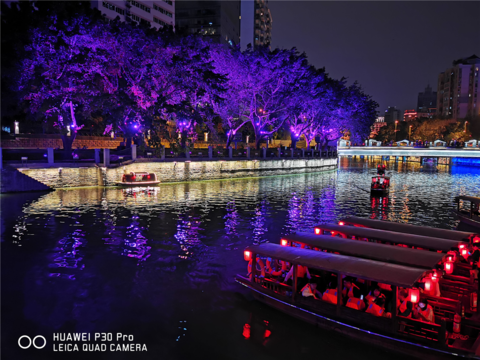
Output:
[18,335,46,349]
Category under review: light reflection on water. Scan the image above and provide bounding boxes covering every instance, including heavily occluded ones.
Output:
[1,158,480,360]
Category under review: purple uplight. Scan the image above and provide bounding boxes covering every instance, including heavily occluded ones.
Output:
[134,125,138,129]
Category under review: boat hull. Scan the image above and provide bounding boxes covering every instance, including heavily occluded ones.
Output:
[115,181,161,186]
[371,189,389,196]
[237,277,476,360]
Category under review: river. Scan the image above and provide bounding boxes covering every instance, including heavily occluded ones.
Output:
[2,158,479,360]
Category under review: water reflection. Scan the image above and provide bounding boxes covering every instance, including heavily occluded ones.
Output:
[2,159,480,360]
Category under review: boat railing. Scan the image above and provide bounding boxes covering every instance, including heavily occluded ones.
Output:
[256,276,291,296]
[421,294,462,320]
[397,316,447,346]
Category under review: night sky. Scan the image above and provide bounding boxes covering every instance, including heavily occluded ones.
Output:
[269,1,480,114]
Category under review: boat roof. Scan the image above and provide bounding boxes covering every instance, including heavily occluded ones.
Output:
[456,195,480,204]
[313,224,466,252]
[283,232,445,269]
[340,216,473,241]
[372,176,390,179]
[130,172,151,175]
[246,243,427,287]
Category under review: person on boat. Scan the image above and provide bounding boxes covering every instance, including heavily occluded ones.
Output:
[366,294,386,317]
[301,281,323,299]
[397,290,413,318]
[342,277,362,302]
[266,258,284,277]
[414,299,435,324]
[284,264,311,290]
[365,285,382,305]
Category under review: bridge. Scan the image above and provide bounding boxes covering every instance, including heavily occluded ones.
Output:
[337,147,480,158]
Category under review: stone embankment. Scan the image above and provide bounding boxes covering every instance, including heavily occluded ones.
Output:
[4,158,337,192]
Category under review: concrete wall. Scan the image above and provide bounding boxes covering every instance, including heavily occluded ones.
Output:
[16,158,337,189]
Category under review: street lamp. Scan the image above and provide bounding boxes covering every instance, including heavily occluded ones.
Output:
[409,125,412,142]
[464,121,468,133]
[395,120,399,142]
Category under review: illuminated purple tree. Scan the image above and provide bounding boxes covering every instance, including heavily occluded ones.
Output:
[213,47,314,149]
[18,15,103,158]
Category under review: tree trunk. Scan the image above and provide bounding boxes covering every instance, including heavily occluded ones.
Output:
[255,136,263,150]
[305,136,311,150]
[225,134,232,149]
[125,137,132,148]
[61,133,76,160]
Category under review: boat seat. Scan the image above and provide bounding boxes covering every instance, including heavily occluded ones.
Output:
[322,289,338,304]
[346,297,366,311]
[366,303,384,316]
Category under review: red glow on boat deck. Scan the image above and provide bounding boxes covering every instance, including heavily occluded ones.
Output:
[338,221,345,226]
[314,228,320,235]
[280,239,288,246]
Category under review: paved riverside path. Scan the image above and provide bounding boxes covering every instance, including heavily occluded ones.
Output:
[337,147,480,158]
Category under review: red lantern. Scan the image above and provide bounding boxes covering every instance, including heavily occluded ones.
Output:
[444,261,454,274]
[409,288,420,303]
[244,250,252,262]
[447,251,456,262]
[473,236,480,244]
[314,228,321,235]
[431,271,439,283]
[338,221,345,226]
[462,248,468,256]
[424,279,432,292]
[280,239,288,246]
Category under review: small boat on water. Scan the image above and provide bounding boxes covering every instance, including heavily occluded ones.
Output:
[236,241,480,359]
[371,175,390,196]
[455,196,480,230]
[117,172,160,186]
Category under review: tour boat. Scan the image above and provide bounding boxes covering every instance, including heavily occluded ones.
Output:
[338,216,479,244]
[371,175,390,196]
[236,243,480,359]
[313,223,468,252]
[455,196,480,230]
[117,172,160,186]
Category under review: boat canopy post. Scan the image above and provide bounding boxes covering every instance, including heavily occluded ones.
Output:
[251,252,256,282]
[336,273,342,316]
[391,285,397,332]
[292,265,298,302]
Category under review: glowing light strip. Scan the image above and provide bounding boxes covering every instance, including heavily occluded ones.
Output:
[236,280,464,358]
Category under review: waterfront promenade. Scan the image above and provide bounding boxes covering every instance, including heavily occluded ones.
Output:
[337,146,480,158]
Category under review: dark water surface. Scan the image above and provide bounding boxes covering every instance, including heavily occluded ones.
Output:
[2,158,480,360]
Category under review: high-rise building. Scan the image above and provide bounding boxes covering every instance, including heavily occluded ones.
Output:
[436,55,480,119]
[384,106,402,123]
[240,0,272,50]
[95,1,175,30]
[370,116,387,137]
[175,1,240,46]
[417,85,437,112]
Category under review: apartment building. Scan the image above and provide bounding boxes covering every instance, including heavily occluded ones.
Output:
[417,84,437,112]
[175,1,240,45]
[240,0,272,50]
[436,55,480,119]
[96,1,175,30]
